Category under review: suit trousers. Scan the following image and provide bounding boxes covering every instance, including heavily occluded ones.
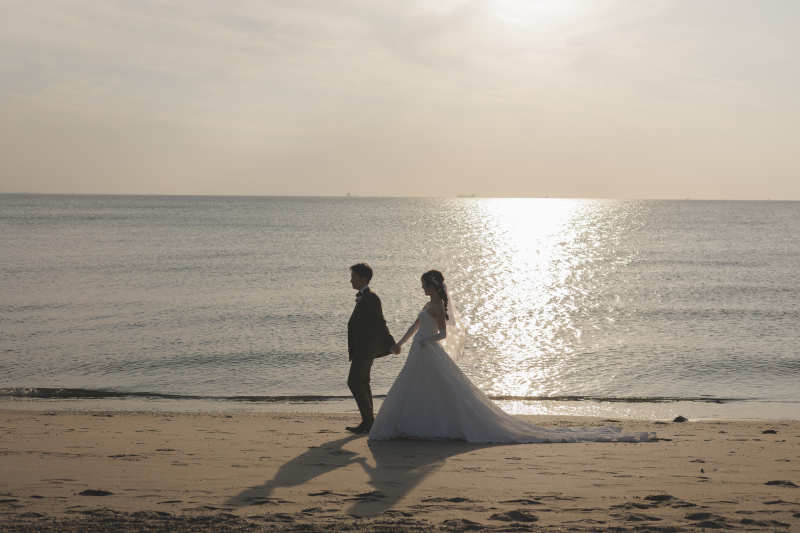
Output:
[347,356,375,422]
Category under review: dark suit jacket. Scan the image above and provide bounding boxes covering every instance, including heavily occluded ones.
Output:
[348,288,395,361]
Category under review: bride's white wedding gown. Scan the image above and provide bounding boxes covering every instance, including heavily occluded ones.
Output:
[369,310,653,443]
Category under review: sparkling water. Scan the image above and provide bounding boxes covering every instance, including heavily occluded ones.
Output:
[1,195,798,419]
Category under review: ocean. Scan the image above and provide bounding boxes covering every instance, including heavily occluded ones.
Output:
[1,194,798,420]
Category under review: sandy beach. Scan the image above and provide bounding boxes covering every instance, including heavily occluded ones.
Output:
[0,410,798,531]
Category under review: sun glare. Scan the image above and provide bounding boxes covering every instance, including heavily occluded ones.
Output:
[491,0,590,31]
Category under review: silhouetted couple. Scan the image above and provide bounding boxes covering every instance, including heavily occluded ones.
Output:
[346,263,653,444]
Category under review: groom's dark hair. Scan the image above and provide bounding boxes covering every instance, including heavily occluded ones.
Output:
[350,263,373,282]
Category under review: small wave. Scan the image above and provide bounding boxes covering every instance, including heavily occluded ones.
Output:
[490,395,742,404]
[0,387,747,404]
[0,388,173,399]
[0,388,355,403]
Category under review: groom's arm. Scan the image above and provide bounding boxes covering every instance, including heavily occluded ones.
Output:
[363,294,396,352]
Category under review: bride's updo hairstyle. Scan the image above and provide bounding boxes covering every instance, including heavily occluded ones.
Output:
[421,270,449,320]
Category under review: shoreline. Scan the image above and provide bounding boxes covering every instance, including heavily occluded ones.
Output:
[3,397,798,421]
[1,410,798,531]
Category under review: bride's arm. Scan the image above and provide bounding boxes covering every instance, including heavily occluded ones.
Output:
[393,320,420,352]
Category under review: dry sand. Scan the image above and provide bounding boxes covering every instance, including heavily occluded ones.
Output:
[0,410,798,531]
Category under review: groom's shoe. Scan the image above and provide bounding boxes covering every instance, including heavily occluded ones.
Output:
[346,419,374,433]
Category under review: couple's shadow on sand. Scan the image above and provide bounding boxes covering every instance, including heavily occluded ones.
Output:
[226,433,496,517]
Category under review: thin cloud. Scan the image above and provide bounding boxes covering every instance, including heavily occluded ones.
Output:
[0,0,798,198]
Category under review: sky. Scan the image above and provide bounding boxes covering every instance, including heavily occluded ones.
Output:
[1,0,798,199]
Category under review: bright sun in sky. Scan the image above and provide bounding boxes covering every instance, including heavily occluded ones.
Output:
[491,0,587,30]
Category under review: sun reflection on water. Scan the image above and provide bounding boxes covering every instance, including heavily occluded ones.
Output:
[451,199,644,403]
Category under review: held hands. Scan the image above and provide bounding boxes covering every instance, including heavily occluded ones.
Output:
[390,344,402,355]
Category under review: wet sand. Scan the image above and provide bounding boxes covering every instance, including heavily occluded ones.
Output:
[1,410,798,531]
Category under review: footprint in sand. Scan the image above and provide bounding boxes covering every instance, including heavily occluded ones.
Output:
[246,497,289,505]
[624,513,663,522]
[78,490,112,496]
[685,512,730,529]
[741,518,791,527]
[422,497,473,503]
[611,502,650,510]
[643,494,674,504]
[260,513,295,523]
[108,454,141,461]
[308,490,346,497]
[327,450,353,456]
[500,498,543,506]
[383,510,414,517]
[765,480,798,487]
[489,509,538,523]
[344,491,386,502]
[443,518,485,529]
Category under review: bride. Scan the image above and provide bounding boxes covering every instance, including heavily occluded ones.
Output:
[369,270,653,443]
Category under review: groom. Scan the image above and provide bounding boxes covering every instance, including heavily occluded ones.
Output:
[346,263,397,433]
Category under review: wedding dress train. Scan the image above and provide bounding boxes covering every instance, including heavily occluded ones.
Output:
[369,310,653,443]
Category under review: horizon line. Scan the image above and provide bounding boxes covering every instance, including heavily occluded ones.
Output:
[0,192,794,202]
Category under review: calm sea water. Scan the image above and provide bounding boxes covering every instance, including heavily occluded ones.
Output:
[1,194,798,419]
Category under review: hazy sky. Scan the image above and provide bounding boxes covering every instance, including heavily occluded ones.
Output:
[1,0,798,199]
